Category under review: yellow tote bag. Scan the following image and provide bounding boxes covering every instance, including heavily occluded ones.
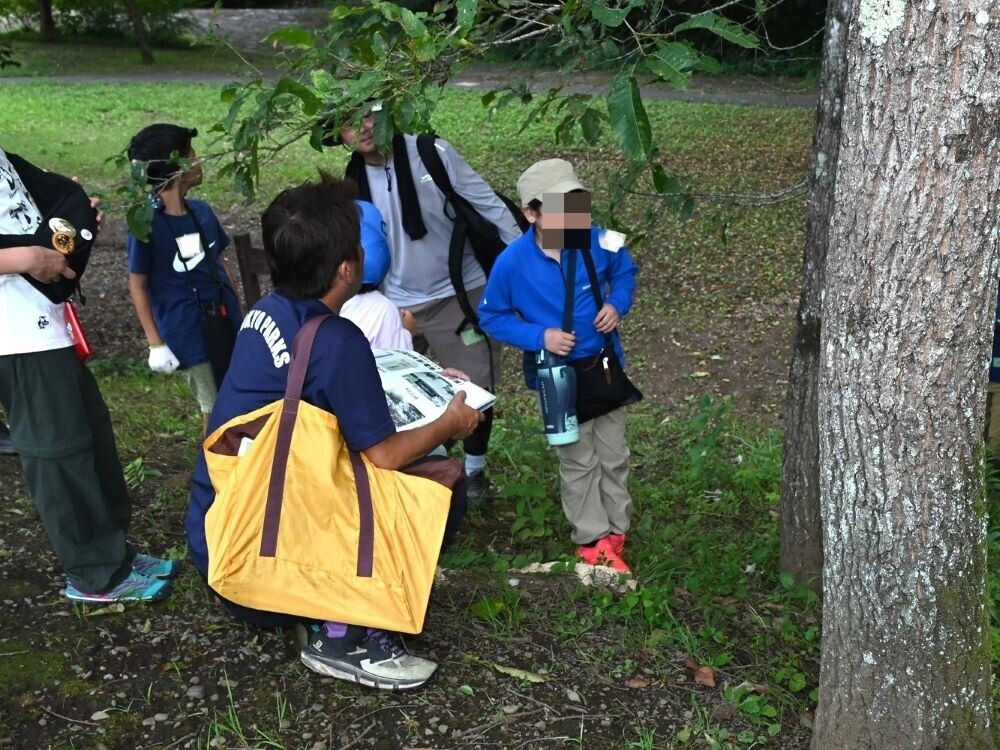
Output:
[203,314,458,634]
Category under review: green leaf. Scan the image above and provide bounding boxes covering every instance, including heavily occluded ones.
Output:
[787,671,807,693]
[372,105,394,154]
[271,77,321,116]
[579,107,603,145]
[457,684,475,696]
[262,27,316,49]
[555,113,577,145]
[694,51,723,74]
[674,12,759,49]
[126,200,154,242]
[589,0,630,27]
[309,123,326,152]
[778,571,795,589]
[492,662,550,683]
[651,164,681,195]
[372,31,389,59]
[606,74,653,161]
[645,42,699,89]
[457,0,477,33]
[471,598,506,621]
[397,7,428,37]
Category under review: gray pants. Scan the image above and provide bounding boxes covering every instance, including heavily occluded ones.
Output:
[555,407,633,545]
[0,347,133,592]
[407,286,502,391]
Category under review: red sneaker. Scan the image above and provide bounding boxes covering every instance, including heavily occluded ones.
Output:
[575,536,631,574]
[607,533,626,556]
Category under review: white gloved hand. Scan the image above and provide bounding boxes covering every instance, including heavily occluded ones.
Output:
[148,344,180,374]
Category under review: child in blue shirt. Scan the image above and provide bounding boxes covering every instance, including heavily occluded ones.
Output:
[126,124,242,433]
[478,159,639,573]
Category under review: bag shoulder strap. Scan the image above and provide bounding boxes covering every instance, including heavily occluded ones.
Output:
[285,313,332,401]
[579,247,614,348]
[416,134,483,334]
[416,133,455,198]
[562,249,577,333]
[260,312,334,558]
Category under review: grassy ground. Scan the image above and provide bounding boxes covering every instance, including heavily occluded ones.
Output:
[0,74,996,748]
[0,36,268,77]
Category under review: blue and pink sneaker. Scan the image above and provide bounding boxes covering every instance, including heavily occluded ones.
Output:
[65,570,171,604]
[132,553,182,579]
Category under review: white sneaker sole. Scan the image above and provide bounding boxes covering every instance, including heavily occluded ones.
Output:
[299,652,433,691]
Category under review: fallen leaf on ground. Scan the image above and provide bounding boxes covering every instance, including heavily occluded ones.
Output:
[492,662,549,683]
[626,676,651,688]
[85,603,125,617]
[684,657,716,688]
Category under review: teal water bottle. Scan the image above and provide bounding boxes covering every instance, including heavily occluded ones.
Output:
[536,350,579,446]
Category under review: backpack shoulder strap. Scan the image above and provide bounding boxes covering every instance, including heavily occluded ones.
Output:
[416,134,454,198]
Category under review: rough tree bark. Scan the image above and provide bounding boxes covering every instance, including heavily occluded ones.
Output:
[778,0,850,591]
[122,0,155,65]
[35,0,56,42]
[812,1,999,747]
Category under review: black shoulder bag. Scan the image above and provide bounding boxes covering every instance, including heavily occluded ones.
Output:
[174,203,237,388]
[570,248,642,423]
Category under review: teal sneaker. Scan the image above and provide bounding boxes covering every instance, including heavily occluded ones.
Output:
[132,553,182,579]
[65,570,171,604]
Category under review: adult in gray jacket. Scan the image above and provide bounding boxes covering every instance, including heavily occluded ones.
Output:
[341,109,521,503]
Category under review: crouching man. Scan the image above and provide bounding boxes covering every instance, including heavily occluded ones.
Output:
[185,174,482,690]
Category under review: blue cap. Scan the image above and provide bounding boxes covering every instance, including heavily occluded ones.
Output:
[357,200,391,286]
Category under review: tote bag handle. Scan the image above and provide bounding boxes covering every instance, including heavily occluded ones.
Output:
[258,315,375,577]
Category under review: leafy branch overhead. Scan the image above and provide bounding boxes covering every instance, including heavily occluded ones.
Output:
[122,1,762,234]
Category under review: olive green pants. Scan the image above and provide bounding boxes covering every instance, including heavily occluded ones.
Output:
[0,346,133,593]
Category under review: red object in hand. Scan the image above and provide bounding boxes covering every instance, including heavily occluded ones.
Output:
[65,301,92,362]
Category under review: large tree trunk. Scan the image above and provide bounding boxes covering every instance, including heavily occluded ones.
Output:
[36,0,56,42]
[122,0,155,65]
[812,2,999,747]
[778,0,850,591]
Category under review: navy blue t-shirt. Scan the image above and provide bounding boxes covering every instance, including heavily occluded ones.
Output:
[184,293,397,576]
[127,199,241,369]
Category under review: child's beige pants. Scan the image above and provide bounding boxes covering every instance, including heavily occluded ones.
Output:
[554,407,633,545]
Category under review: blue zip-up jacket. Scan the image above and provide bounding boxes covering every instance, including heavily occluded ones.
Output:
[478,225,638,388]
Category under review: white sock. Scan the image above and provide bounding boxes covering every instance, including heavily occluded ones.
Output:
[465,453,486,475]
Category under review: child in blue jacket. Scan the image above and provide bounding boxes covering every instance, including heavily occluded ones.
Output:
[478,159,639,573]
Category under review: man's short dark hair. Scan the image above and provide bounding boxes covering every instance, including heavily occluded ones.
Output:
[128,123,197,186]
[261,173,360,299]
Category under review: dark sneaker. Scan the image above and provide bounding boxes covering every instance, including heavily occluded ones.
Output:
[300,625,437,690]
[0,423,15,456]
[466,469,491,509]
[66,570,172,604]
[132,553,182,579]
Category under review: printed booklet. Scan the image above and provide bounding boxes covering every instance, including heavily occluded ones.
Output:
[372,348,495,430]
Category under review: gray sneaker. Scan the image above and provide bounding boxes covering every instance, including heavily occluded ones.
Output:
[300,625,437,690]
[467,469,491,508]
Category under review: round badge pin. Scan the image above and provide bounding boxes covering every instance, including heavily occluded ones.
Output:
[81,229,93,241]
[53,232,75,255]
[48,217,77,237]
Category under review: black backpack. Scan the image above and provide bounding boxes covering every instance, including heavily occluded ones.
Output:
[0,153,97,303]
[415,134,529,333]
